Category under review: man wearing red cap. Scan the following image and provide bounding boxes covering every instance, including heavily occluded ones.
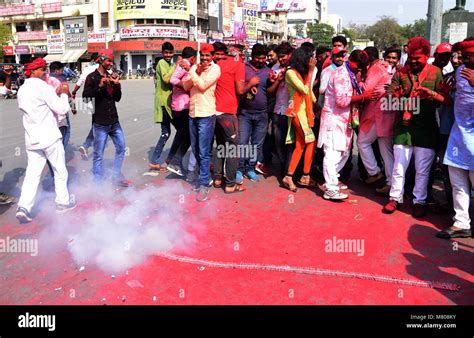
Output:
[437,37,474,239]
[432,42,453,75]
[83,49,130,187]
[15,58,76,223]
[181,43,221,201]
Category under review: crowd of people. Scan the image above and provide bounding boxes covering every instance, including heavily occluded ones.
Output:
[2,35,473,240]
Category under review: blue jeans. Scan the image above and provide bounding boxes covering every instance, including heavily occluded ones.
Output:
[92,122,126,182]
[83,126,94,149]
[189,115,216,187]
[150,108,172,165]
[63,114,71,150]
[238,111,268,172]
[272,113,290,175]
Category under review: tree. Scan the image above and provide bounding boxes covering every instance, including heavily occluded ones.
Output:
[0,22,12,61]
[401,19,427,40]
[294,23,306,38]
[366,16,404,51]
[342,28,355,50]
[347,22,369,39]
[307,22,335,46]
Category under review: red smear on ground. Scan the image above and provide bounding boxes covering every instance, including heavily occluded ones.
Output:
[0,175,472,305]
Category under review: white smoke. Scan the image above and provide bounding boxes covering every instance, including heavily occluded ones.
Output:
[37,179,198,274]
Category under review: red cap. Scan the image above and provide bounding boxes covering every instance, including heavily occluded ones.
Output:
[460,40,474,53]
[331,46,347,55]
[24,58,47,77]
[200,43,214,54]
[435,42,452,54]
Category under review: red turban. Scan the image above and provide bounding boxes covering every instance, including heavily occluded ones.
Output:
[200,43,214,54]
[460,40,474,54]
[96,48,115,62]
[24,58,47,77]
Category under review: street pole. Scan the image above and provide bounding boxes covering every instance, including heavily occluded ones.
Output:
[427,0,443,53]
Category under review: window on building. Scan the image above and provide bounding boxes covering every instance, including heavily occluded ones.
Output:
[101,13,109,28]
[146,19,155,25]
[136,19,145,25]
[87,15,93,30]
[157,19,164,24]
[15,22,27,32]
[31,21,43,31]
[47,19,60,30]
[165,19,173,25]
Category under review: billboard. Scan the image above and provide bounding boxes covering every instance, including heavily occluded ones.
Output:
[47,32,65,54]
[64,16,88,50]
[260,0,305,12]
[120,27,188,39]
[115,0,190,21]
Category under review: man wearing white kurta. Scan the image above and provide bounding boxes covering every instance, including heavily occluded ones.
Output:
[437,40,474,239]
[16,58,76,223]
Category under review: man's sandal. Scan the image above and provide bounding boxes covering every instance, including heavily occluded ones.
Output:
[225,184,247,194]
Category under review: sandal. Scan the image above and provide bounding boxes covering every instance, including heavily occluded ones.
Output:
[225,184,247,194]
[282,176,297,192]
[298,175,316,187]
[149,163,168,173]
[213,176,223,188]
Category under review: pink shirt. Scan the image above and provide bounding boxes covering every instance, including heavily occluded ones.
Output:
[170,62,191,112]
[360,60,394,137]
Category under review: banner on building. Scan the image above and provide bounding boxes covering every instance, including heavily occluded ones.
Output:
[47,32,65,54]
[260,0,305,12]
[114,0,190,21]
[64,16,88,50]
[120,26,188,39]
[243,3,258,40]
[88,32,107,43]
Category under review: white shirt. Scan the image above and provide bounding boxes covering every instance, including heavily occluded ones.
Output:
[0,86,10,96]
[18,77,70,150]
[400,53,408,66]
[76,63,99,87]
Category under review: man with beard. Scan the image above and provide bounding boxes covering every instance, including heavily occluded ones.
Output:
[83,49,129,187]
[181,44,221,201]
[383,37,452,218]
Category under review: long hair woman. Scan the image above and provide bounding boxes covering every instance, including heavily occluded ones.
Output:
[282,48,317,192]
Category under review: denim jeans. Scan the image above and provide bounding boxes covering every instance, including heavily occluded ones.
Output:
[83,126,94,149]
[92,122,126,182]
[168,110,190,168]
[150,108,172,165]
[214,114,239,186]
[189,115,216,187]
[238,110,268,172]
[46,125,69,178]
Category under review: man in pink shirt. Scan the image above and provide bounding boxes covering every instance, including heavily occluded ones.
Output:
[166,47,197,177]
[358,47,395,195]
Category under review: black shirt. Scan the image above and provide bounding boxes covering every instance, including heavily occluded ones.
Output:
[83,69,122,125]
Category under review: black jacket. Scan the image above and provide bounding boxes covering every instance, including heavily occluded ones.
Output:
[83,69,122,125]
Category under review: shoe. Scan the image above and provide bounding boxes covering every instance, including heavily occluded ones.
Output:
[338,182,348,190]
[255,162,270,175]
[213,176,223,188]
[412,203,426,218]
[245,169,260,182]
[16,207,32,223]
[143,169,160,177]
[282,176,297,192]
[424,195,439,207]
[167,164,184,177]
[78,145,88,161]
[196,186,209,202]
[323,190,349,200]
[365,171,384,185]
[56,201,77,214]
[0,192,15,205]
[236,171,244,185]
[185,171,196,183]
[383,200,400,214]
[436,227,472,239]
[376,185,391,195]
[114,179,131,188]
[149,163,168,172]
